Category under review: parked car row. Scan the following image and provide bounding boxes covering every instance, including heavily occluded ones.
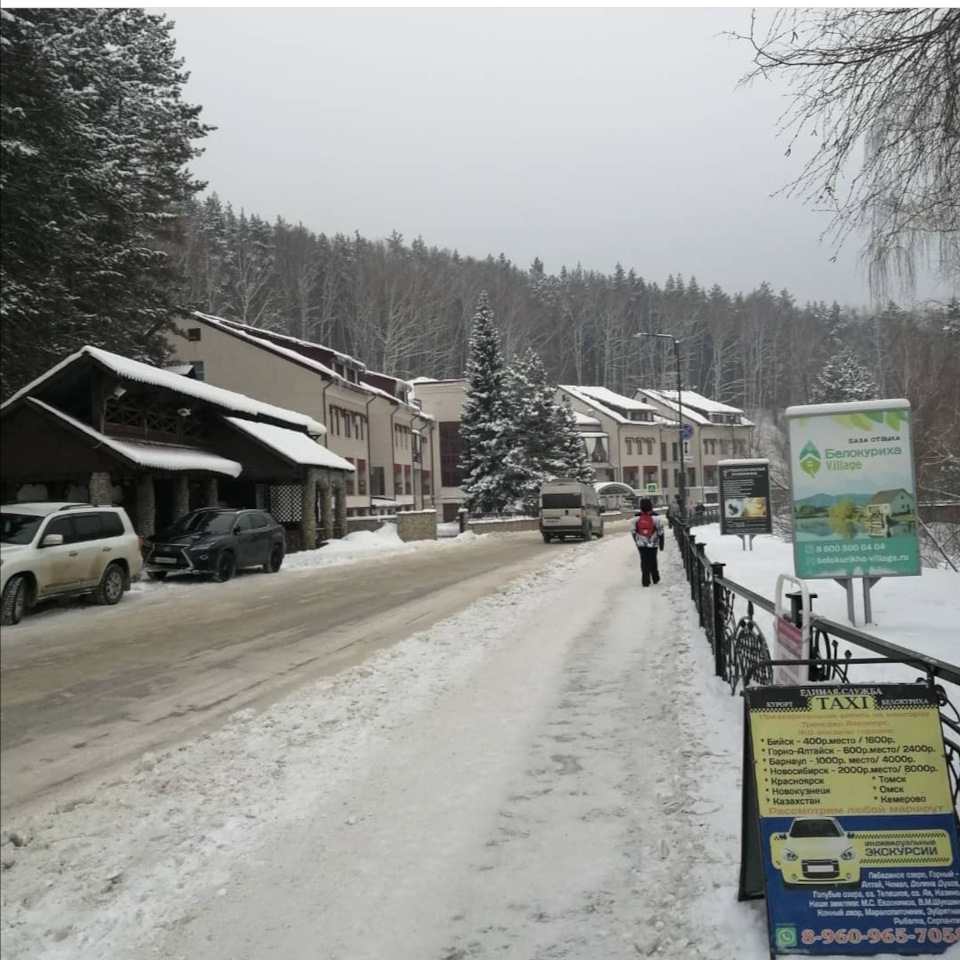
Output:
[0,503,286,626]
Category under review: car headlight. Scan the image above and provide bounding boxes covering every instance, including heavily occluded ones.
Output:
[782,848,798,862]
[841,847,856,861]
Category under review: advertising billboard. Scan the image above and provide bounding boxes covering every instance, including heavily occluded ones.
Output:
[785,400,920,579]
[742,683,960,956]
[719,459,772,536]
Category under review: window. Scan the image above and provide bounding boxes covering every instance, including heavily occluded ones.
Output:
[394,464,403,495]
[421,470,432,496]
[688,467,697,488]
[662,469,669,490]
[672,442,678,462]
[661,442,667,463]
[404,464,412,495]
[371,466,385,497]
[343,413,351,439]
[249,512,270,528]
[645,439,654,456]
[45,516,75,543]
[345,458,355,496]
[439,421,462,487]
[623,466,639,487]
[674,469,682,490]
[73,513,104,542]
[703,465,718,487]
[625,438,633,456]
[100,512,124,537]
[357,459,367,495]
[237,514,258,531]
[186,327,201,342]
[190,361,205,382]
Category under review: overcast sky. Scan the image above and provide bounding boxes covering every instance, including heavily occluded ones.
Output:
[163,7,939,309]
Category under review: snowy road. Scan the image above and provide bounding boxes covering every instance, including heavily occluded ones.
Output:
[1,529,572,816]
[2,533,763,960]
[5,531,953,960]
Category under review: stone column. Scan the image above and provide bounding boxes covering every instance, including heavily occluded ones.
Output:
[136,475,156,537]
[318,474,333,543]
[202,476,219,508]
[334,478,348,539]
[172,475,190,522]
[89,471,113,506]
[300,468,318,551]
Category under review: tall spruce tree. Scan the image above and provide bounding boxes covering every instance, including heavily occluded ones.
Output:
[459,292,524,515]
[0,8,209,397]
[809,347,880,403]
[504,348,593,511]
[554,400,595,484]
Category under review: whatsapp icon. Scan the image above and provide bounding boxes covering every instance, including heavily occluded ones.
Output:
[774,924,798,949]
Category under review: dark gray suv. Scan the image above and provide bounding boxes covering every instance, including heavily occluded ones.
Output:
[142,508,286,582]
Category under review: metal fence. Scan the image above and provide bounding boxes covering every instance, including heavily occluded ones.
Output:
[672,515,960,824]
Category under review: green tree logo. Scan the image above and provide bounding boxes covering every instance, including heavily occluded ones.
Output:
[799,441,821,478]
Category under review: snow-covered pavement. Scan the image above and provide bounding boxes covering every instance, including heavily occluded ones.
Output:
[1,528,957,960]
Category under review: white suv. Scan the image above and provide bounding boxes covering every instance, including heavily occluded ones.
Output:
[1,502,143,625]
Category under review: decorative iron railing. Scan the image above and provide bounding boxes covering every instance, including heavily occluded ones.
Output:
[671,519,960,824]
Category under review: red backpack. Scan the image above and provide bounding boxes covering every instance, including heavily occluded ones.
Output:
[636,513,655,539]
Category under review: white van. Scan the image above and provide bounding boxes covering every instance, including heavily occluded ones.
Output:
[538,479,603,543]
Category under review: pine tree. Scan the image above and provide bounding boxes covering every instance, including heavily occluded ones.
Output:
[459,292,524,515]
[0,8,209,397]
[502,349,594,511]
[809,347,880,403]
[554,401,595,484]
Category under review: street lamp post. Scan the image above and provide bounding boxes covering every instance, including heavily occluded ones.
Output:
[637,332,686,521]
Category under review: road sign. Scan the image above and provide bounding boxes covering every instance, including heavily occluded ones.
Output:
[645,482,658,495]
[681,424,694,439]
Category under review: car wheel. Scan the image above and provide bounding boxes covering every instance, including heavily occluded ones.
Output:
[213,551,236,583]
[147,570,168,582]
[263,545,284,573]
[94,563,125,605]
[582,523,590,541]
[597,522,605,538]
[1,574,29,625]
[541,533,551,544]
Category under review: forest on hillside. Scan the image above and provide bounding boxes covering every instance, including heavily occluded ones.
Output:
[168,196,960,504]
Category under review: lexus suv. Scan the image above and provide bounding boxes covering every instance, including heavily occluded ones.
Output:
[143,508,285,582]
[1,502,143,625]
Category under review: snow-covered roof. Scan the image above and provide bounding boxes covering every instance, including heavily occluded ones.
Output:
[225,418,354,471]
[193,313,425,417]
[27,399,242,477]
[575,386,657,413]
[572,410,601,428]
[200,313,366,373]
[638,388,751,425]
[1,345,327,437]
[580,431,609,440]
[560,385,656,426]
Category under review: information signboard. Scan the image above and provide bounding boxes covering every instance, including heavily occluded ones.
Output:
[785,400,920,579]
[719,459,772,536]
[742,683,960,955]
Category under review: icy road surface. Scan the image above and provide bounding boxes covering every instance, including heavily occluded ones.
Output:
[2,531,956,960]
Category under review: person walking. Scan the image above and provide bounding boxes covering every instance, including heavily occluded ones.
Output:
[633,497,665,587]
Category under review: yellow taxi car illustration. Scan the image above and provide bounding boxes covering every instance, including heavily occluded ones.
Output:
[771,817,860,887]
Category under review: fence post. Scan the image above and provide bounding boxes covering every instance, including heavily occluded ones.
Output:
[711,562,726,679]
[695,542,708,626]
[687,532,697,600]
